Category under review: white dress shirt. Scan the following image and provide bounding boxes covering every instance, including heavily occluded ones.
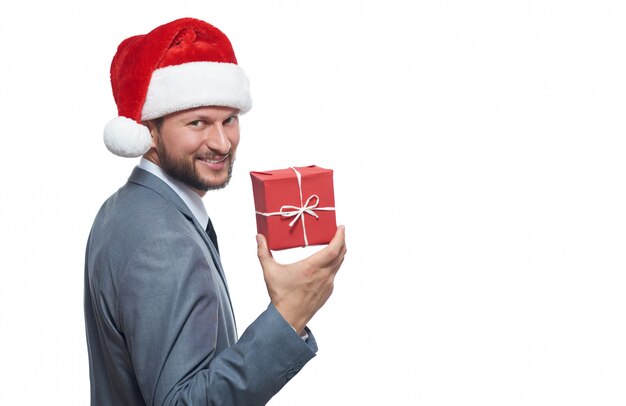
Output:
[139,158,209,228]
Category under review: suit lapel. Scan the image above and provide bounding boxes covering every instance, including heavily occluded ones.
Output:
[127,167,233,300]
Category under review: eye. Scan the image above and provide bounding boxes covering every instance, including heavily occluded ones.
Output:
[188,120,205,127]
[224,115,239,125]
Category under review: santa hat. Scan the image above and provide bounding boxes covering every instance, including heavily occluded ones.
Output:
[104,17,252,157]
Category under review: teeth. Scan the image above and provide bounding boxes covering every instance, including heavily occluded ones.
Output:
[199,154,229,164]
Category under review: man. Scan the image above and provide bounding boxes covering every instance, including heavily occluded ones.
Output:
[84,18,346,405]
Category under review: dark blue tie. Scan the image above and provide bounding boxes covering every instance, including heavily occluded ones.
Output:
[206,217,219,254]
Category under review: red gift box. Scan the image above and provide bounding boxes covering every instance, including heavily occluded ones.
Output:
[250,165,337,250]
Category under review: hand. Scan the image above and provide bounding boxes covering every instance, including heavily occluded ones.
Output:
[256,226,347,334]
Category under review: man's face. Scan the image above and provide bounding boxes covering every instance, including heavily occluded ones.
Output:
[146,106,241,196]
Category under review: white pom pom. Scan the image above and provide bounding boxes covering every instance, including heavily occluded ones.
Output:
[103,116,152,158]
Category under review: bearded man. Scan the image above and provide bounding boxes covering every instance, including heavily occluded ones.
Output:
[84,17,346,405]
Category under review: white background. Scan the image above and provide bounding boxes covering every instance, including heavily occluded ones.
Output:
[1,1,625,405]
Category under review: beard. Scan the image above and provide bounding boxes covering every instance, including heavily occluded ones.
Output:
[156,139,234,192]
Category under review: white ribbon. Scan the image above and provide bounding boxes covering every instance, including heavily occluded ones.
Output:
[256,167,335,246]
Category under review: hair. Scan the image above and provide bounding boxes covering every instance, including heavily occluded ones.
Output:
[152,117,164,132]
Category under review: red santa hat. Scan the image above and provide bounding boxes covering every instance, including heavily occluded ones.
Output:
[104,17,252,157]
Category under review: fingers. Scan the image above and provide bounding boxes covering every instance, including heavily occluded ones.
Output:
[321,225,346,259]
[258,226,346,272]
[328,243,347,269]
[326,224,347,259]
[330,225,346,249]
[256,234,274,267]
[308,225,347,268]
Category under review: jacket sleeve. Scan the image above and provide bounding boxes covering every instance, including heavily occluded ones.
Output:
[117,229,317,406]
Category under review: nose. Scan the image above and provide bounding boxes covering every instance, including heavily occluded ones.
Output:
[205,123,231,154]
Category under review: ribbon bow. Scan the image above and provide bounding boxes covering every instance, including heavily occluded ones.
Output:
[279,194,323,227]
[256,167,335,246]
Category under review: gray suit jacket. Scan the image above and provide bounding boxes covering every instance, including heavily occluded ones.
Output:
[85,167,317,405]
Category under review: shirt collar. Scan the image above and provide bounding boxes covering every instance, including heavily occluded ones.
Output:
[138,158,209,228]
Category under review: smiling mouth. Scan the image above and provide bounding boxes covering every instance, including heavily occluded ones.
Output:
[198,149,231,164]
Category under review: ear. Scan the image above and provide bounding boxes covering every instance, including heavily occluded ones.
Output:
[143,120,160,149]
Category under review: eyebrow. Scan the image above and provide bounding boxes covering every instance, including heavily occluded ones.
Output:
[181,111,239,123]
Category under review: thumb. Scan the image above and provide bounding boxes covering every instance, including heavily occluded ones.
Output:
[256,234,273,266]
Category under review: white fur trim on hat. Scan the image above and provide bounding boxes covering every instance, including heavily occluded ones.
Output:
[103,116,152,158]
[141,61,252,120]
